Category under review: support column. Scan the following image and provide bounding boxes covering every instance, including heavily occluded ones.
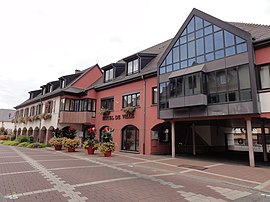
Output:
[171,121,175,158]
[246,118,255,167]
[192,123,196,156]
[261,120,268,162]
[45,131,49,145]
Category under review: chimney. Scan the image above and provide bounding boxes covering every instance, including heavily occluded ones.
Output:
[75,69,81,74]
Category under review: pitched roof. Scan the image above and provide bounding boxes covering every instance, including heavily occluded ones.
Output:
[229,22,270,43]
[14,66,97,109]
[93,39,172,90]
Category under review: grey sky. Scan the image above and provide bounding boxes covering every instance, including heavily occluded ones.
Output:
[1,0,270,109]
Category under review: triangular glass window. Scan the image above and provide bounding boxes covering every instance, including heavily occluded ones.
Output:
[159,15,248,75]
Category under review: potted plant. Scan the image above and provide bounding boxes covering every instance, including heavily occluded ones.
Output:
[49,128,63,150]
[99,127,115,157]
[83,127,99,154]
[99,107,110,115]
[122,106,135,114]
[62,126,78,152]
[62,137,80,152]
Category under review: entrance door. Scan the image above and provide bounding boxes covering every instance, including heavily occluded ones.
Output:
[122,125,139,152]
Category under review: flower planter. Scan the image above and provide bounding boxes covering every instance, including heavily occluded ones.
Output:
[54,145,62,150]
[87,146,95,155]
[67,147,75,152]
[104,151,112,157]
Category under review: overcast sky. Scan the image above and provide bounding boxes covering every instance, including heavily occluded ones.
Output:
[1,0,270,110]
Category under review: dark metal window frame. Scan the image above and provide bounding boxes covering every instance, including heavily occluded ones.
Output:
[104,68,114,83]
[159,15,248,75]
[152,87,158,104]
[60,98,96,113]
[101,97,114,110]
[122,92,140,108]
[127,59,139,76]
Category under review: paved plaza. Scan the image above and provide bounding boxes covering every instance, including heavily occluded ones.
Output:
[0,145,270,202]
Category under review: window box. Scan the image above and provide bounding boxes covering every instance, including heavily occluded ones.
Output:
[43,113,52,120]
[100,108,111,115]
[122,106,136,114]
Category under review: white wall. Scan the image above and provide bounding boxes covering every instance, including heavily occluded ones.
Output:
[15,96,61,131]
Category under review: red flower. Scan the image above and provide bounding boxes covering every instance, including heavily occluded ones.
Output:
[69,126,74,131]
[88,128,92,132]
[92,127,96,132]
[104,127,109,132]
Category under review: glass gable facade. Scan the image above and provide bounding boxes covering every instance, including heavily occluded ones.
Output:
[159,16,248,75]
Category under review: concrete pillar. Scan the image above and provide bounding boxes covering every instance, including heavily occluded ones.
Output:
[171,121,175,158]
[192,123,196,156]
[261,120,268,162]
[246,118,255,167]
[45,131,49,145]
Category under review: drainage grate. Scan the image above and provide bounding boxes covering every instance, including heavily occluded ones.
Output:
[178,164,207,170]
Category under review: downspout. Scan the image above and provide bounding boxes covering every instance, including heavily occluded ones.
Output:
[142,75,146,155]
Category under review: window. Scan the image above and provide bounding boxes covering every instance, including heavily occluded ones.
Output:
[159,16,248,74]
[30,106,36,116]
[24,108,29,117]
[259,65,270,89]
[159,82,169,109]
[49,85,53,92]
[36,104,42,114]
[127,59,139,75]
[45,101,53,113]
[122,92,140,108]
[101,97,114,110]
[207,64,251,104]
[152,87,157,104]
[60,80,66,88]
[169,73,202,98]
[105,68,113,82]
[60,98,96,115]
[42,87,46,95]
[60,98,65,111]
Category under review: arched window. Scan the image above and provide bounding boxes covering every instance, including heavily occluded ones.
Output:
[122,125,139,152]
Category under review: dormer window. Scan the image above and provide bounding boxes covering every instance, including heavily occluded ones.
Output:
[105,68,113,82]
[30,93,33,99]
[49,85,53,92]
[42,87,46,95]
[127,59,139,75]
[61,80,66,88]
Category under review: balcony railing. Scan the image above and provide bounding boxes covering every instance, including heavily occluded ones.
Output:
[59,111,95,124]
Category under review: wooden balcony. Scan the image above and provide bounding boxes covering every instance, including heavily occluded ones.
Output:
[59,111,95,124]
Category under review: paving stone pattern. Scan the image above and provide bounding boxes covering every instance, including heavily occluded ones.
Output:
[0,145,270,202]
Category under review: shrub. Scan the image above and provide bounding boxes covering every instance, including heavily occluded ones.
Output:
[10,135,16,141]
[3,141,19,146]
[29,136,34,143]
[18,142,30,147]
[27,143,46,148]
[0,140,4,144]
[17,135,29,143]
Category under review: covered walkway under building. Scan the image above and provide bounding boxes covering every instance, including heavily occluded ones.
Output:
[169,116,270,167]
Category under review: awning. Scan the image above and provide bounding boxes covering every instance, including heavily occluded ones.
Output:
[168,64,206,79]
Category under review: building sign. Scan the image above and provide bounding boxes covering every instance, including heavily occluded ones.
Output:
[102,113,134,121]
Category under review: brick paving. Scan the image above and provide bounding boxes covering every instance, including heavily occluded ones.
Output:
[1,144,270,202]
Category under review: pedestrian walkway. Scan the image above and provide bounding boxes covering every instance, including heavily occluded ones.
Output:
[1,144,270,202]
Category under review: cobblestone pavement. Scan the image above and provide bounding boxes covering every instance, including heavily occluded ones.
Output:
[1,145,270,202]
